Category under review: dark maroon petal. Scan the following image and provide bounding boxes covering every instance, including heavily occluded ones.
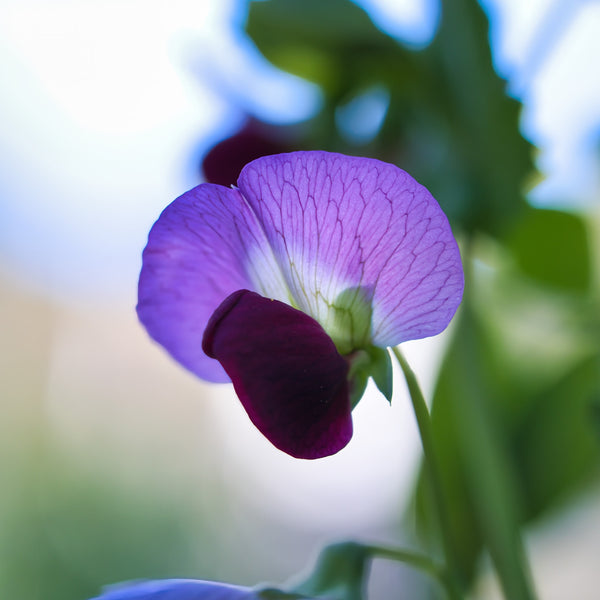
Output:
[203,290,352,459]
[201,118,297,187]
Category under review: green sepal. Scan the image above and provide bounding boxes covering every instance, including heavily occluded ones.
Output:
[366,346,393,403]
[290,542,369,600]
[347,357,370,410]
[347,346,393,408]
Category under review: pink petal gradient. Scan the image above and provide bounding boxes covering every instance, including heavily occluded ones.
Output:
[203,290,352,459]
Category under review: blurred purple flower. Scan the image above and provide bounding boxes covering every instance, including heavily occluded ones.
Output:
[89,579,305,599]
[201,118,298,187]
[137,151,463,459]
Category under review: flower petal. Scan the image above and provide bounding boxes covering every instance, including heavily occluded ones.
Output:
[202,290,352,459]
[88,579,254,599]
[201,117,297,187]
[237,151,464,348]
[137,184,288,382]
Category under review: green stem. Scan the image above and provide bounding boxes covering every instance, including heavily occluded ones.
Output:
[392,347,464,600]
[364,543,447,588]
[457,237,536,600]
[289,540,454,599]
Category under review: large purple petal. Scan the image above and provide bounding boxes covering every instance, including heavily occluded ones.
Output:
[88,579,255,599]
[137,184,288,382]
[202,290,352,459]
[237,151,464,348]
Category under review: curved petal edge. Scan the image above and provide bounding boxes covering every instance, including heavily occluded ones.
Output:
[203,290,352,459]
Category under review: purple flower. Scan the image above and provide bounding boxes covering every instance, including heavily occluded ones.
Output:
[88,579,306,599]
[201,117,299,187]
[137,151,463,459]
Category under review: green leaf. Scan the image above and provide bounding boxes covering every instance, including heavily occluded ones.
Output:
[592,397,600,441]
[246,0,399,94]
[246,0,535,238]
[415,0,533,236]
[506,208,592,292]
[414,301,600,588]
[512,353,600,519]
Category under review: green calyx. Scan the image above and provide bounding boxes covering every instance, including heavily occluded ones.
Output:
[293,284,393,408]
[288,542,369,600]
[347,345,393,408]
[326,286,374,356]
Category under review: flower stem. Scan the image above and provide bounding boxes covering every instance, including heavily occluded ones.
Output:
[392,346,464,600]
[363,543,447,588]
[289,540,454,599]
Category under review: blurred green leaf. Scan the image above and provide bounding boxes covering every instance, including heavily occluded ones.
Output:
[414,302,600,587]
[414,0,532,235]
[506,208,592,292]
[513,354,600,519]
[246,0,401,96]
[246,0,433,158]
[245,0,535,238]
[592,398,600,440]
[0,438,214,600]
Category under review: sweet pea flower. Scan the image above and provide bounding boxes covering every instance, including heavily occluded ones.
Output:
[88,579,309,600]
[137,151,463,459]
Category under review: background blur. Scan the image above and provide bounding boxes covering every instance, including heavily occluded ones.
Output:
[1,0,599,599]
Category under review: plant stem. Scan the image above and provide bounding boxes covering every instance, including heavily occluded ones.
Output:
[456,236,536,600]
[289,540,456,599]
[392,346,464,600]
[364,543,447,588]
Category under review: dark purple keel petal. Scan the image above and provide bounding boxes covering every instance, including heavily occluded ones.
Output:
[203,290,352,459]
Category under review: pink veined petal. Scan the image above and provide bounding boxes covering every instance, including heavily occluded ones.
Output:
[237,151,464,347]
[137,184,287,383]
